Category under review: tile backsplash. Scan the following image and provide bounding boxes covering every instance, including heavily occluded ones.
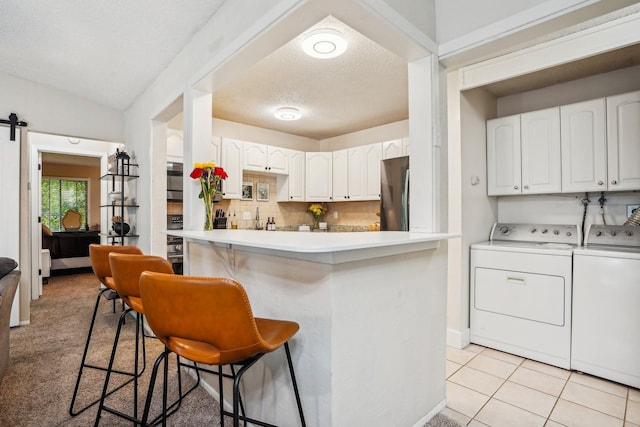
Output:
[215,171,380,230]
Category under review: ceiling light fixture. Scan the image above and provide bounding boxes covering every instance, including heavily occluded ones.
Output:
[302,28,347,59]
[274,107,302,121]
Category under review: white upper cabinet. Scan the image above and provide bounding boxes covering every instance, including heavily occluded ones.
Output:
[305,152,333,202]
[561,98,607,192]
[488,109,561,196]
[347,146,366,200]
[363,143,382,199]
[332,143,382,201]
[220,138,243,199]
[607,90,640,191]
[382,138,407,159]
[211,136,221,164]
[242,141,289,174]
[520,107,561,194]
[166,129,184,163]
[487,115,522,195]
[332,149,349,200]
[277,149,305,202]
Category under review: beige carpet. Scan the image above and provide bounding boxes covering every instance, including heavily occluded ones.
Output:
[0,271,461,427]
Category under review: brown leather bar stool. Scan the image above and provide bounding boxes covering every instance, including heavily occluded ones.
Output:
[93,253,198,426]
[139,272,306,427]
[69,244,143,416]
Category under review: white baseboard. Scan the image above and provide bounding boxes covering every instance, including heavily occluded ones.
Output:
[447,327,470,349]
[412,399,447,427]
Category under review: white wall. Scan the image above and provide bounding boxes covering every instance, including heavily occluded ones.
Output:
[0,70,123,324]
[494,64,640,230]
[212,118,317,151]
[446,75,499,348]
[321,120,408,151]
[124,0,294,255]
[498,192,640,228]
[446,14,640,348]
[497,64,640,116]
[0,70,123,142]
[436,0,544,43]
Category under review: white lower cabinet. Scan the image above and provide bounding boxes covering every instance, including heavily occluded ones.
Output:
[607,90,640,191]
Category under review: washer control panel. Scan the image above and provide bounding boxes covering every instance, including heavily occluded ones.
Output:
[490,223,581,245]
[584,224,640,247]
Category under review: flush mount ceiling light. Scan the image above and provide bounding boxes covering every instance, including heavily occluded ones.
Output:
[302,28,347,59]
[274,107,301,121]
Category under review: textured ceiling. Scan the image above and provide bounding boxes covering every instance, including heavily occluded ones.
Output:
[0,0,224,110]
[212,16,409,140]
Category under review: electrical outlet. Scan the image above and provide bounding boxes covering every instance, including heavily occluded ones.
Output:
[333,211,338,219]
[627,204,640,217]
[242,211,251,220]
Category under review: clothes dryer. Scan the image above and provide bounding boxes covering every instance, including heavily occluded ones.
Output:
[470,223,580,369]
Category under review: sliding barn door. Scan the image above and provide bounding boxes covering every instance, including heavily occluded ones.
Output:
[0,126,20,326]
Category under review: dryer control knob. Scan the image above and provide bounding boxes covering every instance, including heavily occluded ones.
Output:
[626,231,634,236]
[610,231,617,236]
[596,231,603,237]
[499,226,510,235]
[553,230,559,235]
[530,228,537,233]
[566,232,572,237]
[541,229,548,234]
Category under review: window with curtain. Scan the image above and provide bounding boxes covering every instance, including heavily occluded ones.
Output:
[41,178,88,231]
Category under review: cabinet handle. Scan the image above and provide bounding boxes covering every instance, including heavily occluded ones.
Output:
[507,277,526,284]
[513,185,519,190]
[598,180,604,186]
[523,185,529,190]
[611,180,617,185]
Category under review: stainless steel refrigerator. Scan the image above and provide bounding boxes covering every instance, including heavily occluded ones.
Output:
[380,156,409,231]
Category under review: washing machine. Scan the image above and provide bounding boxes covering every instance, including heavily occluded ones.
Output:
[470,223,580,369]
[572,224,640,389]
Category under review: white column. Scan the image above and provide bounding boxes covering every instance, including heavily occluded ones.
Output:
[183,88,213,231]
[408,54,438,232]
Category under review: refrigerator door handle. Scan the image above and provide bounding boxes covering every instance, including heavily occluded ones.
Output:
[402,168,409,230]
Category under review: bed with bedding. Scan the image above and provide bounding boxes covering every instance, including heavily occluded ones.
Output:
[42,226,99,270]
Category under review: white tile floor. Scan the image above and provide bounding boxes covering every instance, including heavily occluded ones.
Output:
[443,344,640,427]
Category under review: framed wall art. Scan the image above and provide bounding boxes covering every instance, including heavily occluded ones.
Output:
[256,182,269,201]
[241,182,253,200]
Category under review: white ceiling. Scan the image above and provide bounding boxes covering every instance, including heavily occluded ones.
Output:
[3,1,640,142]
[212,16,408,140]
[0,0,224,110]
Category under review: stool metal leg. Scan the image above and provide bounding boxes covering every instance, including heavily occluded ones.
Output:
[70,288,136,416]
[93,307,133,426]
[284,342,306,427]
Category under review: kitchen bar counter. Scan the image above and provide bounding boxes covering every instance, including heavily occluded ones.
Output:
[167,229,455,264]
[170,229,455,426]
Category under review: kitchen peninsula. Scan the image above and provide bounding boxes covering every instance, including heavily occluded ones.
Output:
[169,229,455,426]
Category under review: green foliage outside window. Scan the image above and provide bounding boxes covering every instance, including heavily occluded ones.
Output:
[41,178,88,231]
